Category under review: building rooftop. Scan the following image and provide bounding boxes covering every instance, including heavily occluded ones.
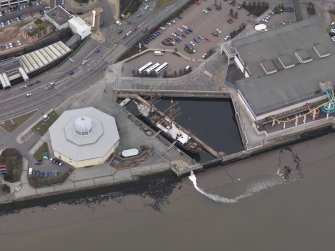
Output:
[45,6,72,26]
[0,57,21,73]
[233,18,335,77]
[49,107,119,162]
[22,18,49,37]
[237,53,335,117]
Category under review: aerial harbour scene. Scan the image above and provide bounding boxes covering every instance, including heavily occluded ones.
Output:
[0,0,335,250]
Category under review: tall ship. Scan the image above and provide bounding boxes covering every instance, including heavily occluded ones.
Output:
[136,102,201,154]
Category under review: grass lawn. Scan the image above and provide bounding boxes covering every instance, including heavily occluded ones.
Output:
[32,111,59,136]
[0,184,10,195]
[28,172,70,188]
[0,148,23,183]
[74,0,89,3]
[156,0,173,9]
[1,111,36,133]
[33,142,49,160]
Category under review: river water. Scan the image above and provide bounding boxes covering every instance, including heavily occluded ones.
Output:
[1,133,335,250]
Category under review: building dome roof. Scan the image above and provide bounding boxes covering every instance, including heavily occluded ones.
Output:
[73,116,93,136]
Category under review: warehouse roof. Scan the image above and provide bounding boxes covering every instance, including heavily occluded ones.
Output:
[237,54,335,116]
[233,18,335,77]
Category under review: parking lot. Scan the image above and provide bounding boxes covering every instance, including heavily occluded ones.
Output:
[145,0,252,59]
[122,51,200,77]
[29,155,72,180]
[256,7,296,28]
[0,1,46,52]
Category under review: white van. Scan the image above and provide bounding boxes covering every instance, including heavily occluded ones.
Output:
[28,167,32,175]
[154,50,163,56]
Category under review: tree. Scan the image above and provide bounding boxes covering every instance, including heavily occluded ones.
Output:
[229,8,234,16]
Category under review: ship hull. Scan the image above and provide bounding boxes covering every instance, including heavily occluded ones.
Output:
[141,114,200,154]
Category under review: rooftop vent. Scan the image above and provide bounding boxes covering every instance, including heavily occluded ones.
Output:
[260,59,277,75]
[277,54,296,69]
[313,43,330,58]
[294,49,313,63]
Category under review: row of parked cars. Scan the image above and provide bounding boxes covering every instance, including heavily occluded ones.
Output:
[165,25,193,44]
[1,40,22,51]
[262,7,295,23]
[29,169,62,177]
[144,16,183,45]
[329,22,335,42]
[0,16,23,27]
[229,23,246,39]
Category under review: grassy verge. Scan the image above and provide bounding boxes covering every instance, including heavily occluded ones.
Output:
[1,111,36,133]
[156,0,173,9]
[28,172,70,188]
[32,111,59,136]
[33,142,49,160]
[242,2,269,17]
[74,0,89,3]
[0,184,10,195]
[0,148,23,183]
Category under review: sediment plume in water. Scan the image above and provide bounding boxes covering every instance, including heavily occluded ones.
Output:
[188,171,284,203]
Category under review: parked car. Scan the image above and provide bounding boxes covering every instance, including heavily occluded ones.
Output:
[211,31,219,37]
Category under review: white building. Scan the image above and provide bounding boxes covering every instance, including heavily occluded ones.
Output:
[68,16,91,40]
[49,107,120,168]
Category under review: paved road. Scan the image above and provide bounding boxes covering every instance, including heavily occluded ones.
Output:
[0,0,191,122]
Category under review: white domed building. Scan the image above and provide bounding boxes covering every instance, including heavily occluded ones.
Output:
[49,107,120,168]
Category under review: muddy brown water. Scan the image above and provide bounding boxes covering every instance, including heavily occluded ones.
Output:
[1,132,335,250]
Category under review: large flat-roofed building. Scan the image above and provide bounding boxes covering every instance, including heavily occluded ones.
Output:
[49,107,120,168]
[227,19,335,124]
[45,6,91,40]
[45,5,72,30]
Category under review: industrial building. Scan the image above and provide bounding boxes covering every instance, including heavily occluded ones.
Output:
[49,107,120,168]
[45,6,91,40]
[0,41,71,89]
[44,6,72,30]
[224,19,335,126]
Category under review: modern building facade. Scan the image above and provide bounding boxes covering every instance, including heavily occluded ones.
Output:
[49,107,120,168]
